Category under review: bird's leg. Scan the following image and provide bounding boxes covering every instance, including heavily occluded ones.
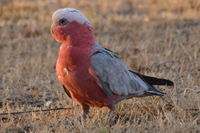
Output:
[81,104,89,119]
[107,104,116,122]
[64,104,89,125]
[74,104,90,121]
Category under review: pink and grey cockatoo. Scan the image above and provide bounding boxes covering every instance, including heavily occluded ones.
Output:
[51,8,173,119]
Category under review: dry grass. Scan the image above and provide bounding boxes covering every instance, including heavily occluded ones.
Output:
[0,0,200,132]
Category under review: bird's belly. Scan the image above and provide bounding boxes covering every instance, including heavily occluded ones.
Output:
[67,71,108,107]
[57,64,117,107]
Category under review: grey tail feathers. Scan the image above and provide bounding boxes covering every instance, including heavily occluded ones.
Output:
[145,90,166,97]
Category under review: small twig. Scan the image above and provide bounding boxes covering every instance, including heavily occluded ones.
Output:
[183,108,200,112]
[0,106,78,116]
[161,97,200,112]
[153,59,181,67]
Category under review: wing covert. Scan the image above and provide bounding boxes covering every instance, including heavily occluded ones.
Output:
[91,44,150,96]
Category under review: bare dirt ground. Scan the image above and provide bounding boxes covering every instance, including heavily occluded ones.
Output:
[0,0,199,132]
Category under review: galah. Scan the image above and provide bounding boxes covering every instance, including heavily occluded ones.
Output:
[51,8,173,119]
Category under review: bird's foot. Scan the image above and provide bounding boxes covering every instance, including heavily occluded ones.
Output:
[64,114,88,126]
[64,104,90,126]
[105,105,119,124]
[107,111,119,123]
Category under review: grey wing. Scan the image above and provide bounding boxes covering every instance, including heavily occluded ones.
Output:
[91,44,163,96]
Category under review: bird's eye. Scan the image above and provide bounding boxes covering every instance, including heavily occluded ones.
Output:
[59,18,69,25]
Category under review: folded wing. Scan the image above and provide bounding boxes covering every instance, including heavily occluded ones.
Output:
[91,44,164,97]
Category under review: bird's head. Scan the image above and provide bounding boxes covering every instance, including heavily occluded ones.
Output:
[51,8,91,43]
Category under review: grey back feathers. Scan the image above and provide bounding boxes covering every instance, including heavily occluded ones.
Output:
[91,44,164,97]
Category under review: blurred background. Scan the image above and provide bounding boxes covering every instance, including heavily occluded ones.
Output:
[0,0,199,132]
